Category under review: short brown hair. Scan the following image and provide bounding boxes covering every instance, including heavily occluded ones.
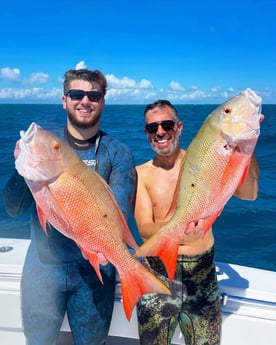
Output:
[63,69,107,96]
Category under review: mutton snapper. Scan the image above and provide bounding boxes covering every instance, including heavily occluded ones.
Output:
[135,88,262,281]
[14,122,170,321]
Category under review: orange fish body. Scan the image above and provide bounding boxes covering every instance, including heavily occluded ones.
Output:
[135,88,262,281]
[15,123,170,320]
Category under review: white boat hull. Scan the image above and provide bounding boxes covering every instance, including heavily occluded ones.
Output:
[1,239,276,345]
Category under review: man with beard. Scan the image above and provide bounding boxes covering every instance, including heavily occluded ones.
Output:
[133,100,261,345]
[3,69,136,345]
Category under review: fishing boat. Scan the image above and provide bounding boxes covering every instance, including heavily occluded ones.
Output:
[0,238,275,345]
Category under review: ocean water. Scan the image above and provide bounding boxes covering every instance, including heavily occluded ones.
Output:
[0,103,275,272]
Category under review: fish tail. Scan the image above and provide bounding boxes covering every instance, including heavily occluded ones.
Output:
[119,262,171,321]
[134,230,180,281]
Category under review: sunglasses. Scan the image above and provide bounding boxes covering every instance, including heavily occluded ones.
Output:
[65,89,103,102]
[145,120,176,134]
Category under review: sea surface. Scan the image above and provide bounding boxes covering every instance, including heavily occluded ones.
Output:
[0,104,275,272]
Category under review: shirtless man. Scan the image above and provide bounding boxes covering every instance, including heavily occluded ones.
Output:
[134,100,260,345]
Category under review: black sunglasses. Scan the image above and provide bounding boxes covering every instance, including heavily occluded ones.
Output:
[145,120,176,134]
[65,89,103,102]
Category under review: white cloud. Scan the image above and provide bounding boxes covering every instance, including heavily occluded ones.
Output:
[145,91,158,99]
[106,74,153,89]
[0,64,273,103]
[75,61,87,70]
[0,67,49,86]
[211,87,220,93]
[28,72,49,85]
[139,79,153,88]
[107,88,134,97]
[0,67,20,81]
[220,91,230,99]
[169,81,185,91]
[0,88,13,98]
[0,86,62,101]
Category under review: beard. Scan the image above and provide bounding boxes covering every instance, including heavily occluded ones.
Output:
[67,109,100,129]
[150,134,180,156]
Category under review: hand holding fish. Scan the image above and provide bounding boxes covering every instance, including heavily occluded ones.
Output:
[185,219,204,238]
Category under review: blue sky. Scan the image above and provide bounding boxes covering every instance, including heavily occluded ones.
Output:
[0,0,275,104]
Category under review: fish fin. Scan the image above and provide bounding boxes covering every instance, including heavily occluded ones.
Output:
[114,204,139,250]
[134,230,180,281]
[119,262,171,321]
[122,224,139,250]
[238,164,250,187]
[44,188,73,235]
[36,205,48,235]
[80,248,104,284]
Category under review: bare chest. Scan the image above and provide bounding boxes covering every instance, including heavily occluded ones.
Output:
[146,167,179,221]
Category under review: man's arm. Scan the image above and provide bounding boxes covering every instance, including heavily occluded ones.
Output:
[2,170,33,217]
[234,154,260,201]
[108,144,136,220]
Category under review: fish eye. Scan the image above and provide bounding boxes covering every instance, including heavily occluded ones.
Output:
[224,107,232,114]
[52,141,61,153]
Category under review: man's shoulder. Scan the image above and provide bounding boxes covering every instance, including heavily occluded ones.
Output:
[100,131,130,150]
[136,160,153,172]
[99,132,134,165]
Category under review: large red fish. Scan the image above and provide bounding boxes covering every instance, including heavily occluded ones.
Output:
[15,122,170,320]
[135,88,262,281]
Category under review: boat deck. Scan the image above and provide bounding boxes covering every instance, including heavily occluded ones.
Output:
[1,238,276,345]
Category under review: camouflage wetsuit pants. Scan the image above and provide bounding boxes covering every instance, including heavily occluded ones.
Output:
[137,247,221,345]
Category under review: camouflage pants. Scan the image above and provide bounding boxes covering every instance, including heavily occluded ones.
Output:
[137,247,221,345]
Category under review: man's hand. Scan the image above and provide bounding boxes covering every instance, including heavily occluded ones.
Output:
[186,219,205,238]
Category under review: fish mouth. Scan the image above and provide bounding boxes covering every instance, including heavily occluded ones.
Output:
[243,88,262,133]
[20,122,40,143]
[220,88,262,142]
[15,122,62,182]
[244,88,262,108]
[17,122,41,162]
[15,122,44,175]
